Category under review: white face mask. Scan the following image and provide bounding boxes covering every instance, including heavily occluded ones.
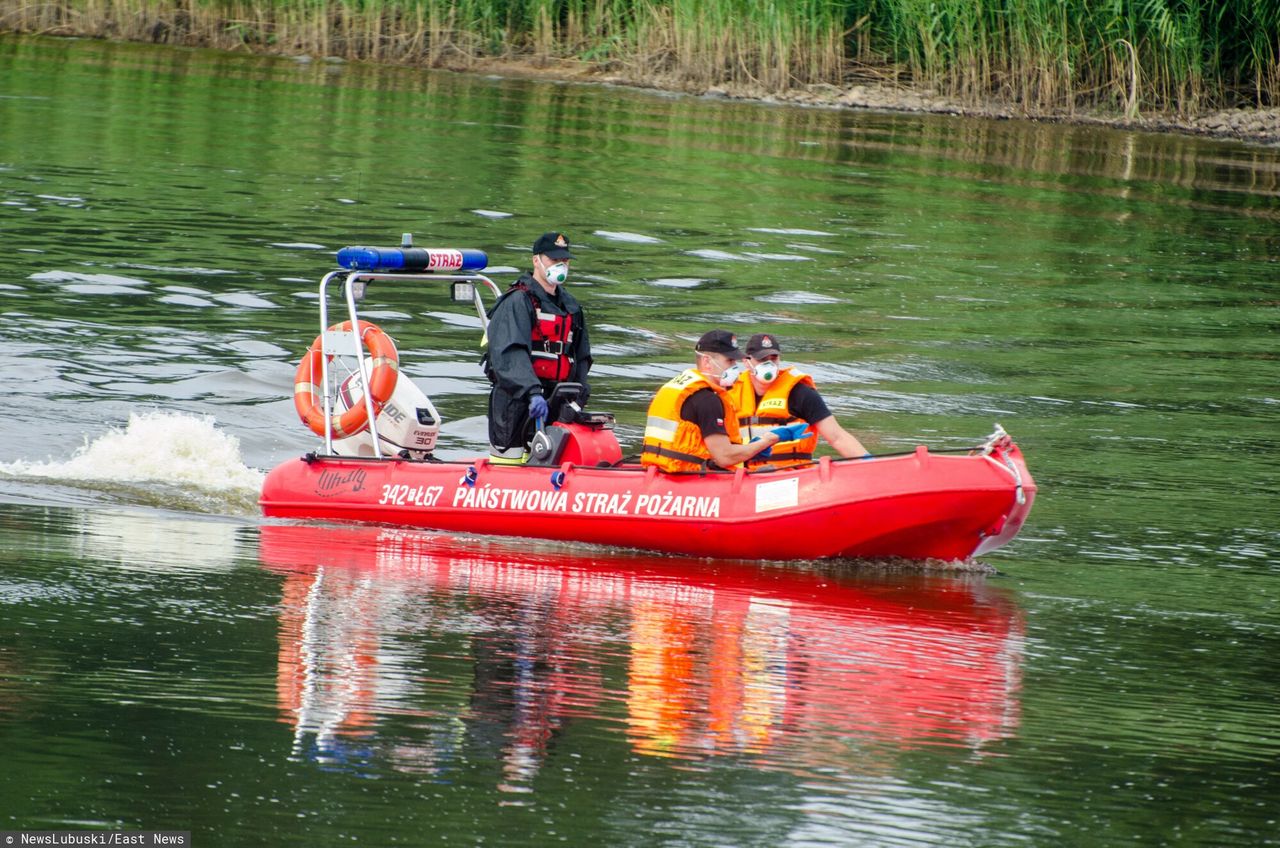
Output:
[718,362,744,388]
[542,259,569,285]
[752,359,779,384]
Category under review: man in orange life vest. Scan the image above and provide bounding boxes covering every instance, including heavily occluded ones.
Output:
[729,332,868,468]
[481,232,592,464]
[641,330,782,472]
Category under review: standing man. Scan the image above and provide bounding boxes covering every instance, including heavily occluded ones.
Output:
[482,232,592,464]
[728,332,869,467]
[641,330,781,472]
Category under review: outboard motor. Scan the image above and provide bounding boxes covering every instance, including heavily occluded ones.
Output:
[332,362,441,460]
[526,383,622,468]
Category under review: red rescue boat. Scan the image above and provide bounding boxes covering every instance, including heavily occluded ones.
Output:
[260,241,1037,562]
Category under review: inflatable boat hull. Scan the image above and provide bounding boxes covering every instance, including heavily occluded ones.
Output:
[260,442,1035,562]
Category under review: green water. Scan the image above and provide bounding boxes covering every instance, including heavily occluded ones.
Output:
[1,35,1278,846]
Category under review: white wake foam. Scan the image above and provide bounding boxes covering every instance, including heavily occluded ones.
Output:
[1,411,265,515]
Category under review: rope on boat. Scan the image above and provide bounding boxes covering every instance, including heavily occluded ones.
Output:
[978,423,1026,505]
[307,445,988,479]
[309,441,994,474]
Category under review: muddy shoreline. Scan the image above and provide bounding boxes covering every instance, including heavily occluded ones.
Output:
[454,56,1280,148]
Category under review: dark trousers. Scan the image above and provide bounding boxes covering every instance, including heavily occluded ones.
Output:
[488,387,534,452]
[487,383,584,452]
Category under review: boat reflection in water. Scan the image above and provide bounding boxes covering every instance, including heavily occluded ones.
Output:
[258,525,1025,786]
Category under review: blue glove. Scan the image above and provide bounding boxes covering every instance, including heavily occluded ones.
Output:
[750,436,772,460]
[770,423,810,442]
[528,394,549,421]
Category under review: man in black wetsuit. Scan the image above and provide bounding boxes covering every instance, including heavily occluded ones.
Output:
[481,232,592,464]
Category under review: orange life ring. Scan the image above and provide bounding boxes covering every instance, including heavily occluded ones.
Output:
[293,320,399,439]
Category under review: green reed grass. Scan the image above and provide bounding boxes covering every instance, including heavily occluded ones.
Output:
[865,0,1278,113]
[1,0,1275,113]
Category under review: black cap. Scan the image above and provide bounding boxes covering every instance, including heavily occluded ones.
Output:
[695,330,744,360]
[532,232,574,260]
[746,333,782,358]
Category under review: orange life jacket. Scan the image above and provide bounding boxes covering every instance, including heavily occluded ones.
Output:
[641,369,742,472]
[728,367,819,468]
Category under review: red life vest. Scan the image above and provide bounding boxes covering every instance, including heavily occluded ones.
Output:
[516,283,576,382]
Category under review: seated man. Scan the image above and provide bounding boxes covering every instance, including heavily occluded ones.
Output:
[641,330,780,472]
[728,332,869,468]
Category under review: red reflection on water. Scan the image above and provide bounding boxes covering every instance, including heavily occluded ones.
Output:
[260,524,1023,783]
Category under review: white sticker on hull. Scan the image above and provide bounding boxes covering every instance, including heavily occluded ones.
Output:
[755,477,798,513]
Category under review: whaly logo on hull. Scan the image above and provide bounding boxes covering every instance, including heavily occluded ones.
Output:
[315,468,368,498]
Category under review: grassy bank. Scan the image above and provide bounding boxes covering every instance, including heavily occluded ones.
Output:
[2,0,1276,116]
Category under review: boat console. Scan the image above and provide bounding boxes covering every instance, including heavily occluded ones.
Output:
[527,383,623,468]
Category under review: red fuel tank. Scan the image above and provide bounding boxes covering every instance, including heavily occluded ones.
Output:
[556,420,624,467]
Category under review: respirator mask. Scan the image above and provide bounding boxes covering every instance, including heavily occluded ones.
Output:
[542,259,569,285]
[718,362,745,388]
[751,358,780,384]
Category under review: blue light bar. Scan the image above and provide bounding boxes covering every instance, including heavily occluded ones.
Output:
[336,246,488,273]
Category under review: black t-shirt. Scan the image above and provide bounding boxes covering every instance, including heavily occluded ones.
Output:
[681,382,831,438]
[680,388,729,437]
[781,383,832,424]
